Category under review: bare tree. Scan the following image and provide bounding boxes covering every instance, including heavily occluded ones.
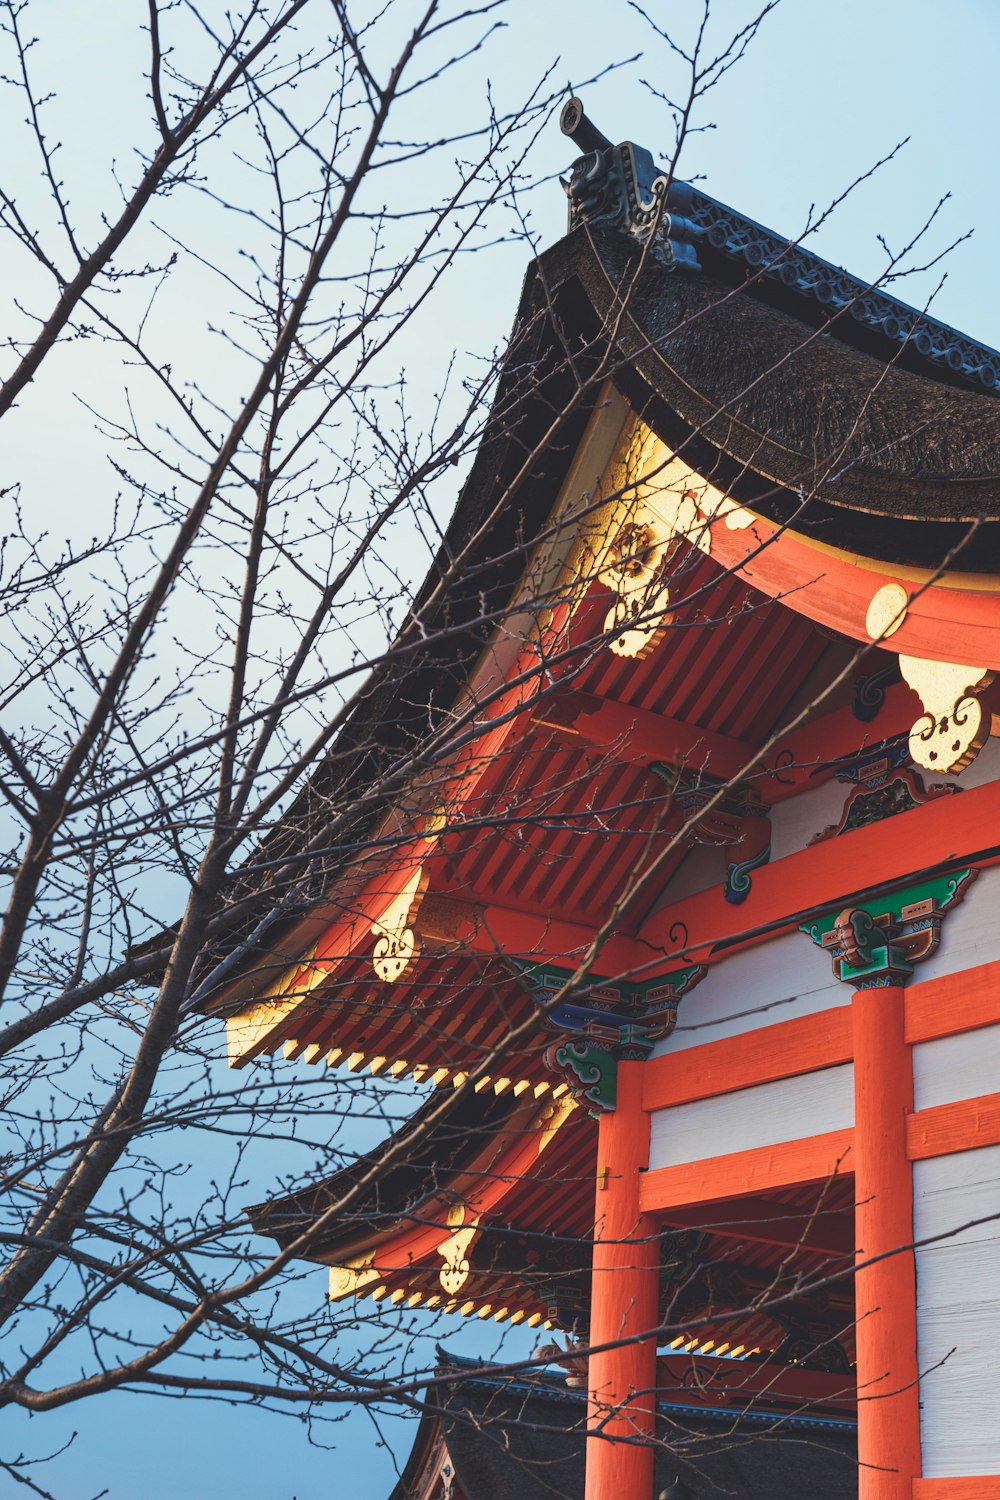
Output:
[0,2,979,1495]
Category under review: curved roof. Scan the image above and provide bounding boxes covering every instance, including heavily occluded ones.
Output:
[204,114,1000,1005]
[390,1356,858,1500]
[538,226,1000,570]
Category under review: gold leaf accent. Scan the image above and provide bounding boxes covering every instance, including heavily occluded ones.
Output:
[437,1216,480,1296]
[899,655,994,774]
[865,582,909,641]
[328,1257,380,1302]
[370,865,428,983]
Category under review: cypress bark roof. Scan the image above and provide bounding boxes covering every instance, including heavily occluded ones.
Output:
[390,1357,858,1500]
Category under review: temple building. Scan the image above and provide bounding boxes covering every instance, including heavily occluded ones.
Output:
[211,100,1000,1499]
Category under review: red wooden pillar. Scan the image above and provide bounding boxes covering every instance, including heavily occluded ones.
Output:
[852,982,921,1499]
[586,1059,658,1500]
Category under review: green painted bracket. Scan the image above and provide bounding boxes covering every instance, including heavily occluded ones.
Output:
[801,869,976,985]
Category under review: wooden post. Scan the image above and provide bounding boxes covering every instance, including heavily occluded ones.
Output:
[852,982,922,1499]
[586,1059,658,1500]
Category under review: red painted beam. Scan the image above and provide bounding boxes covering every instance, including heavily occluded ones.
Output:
[656,1348,856,1413]
[658,1191,854,1258]
[906,957,1000,1044]
[707,507,1000,670]
[533,689,755,783]
[532,682,918,808]
[640,1130,854,1212]
[642,1005,853,1112]
[419,892,661,983]
[906,1091,1000,1161]
[914,1481,1000,1499]
[638,769,1000,962]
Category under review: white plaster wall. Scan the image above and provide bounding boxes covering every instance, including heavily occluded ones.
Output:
[913,1024,1000,1113]
[907,863,1000,986]
[913,1144,1000,1476]
[648,1063,854,1170]
[768,776,849,861]
[768,736,1000,862]
[653,930,846,1056]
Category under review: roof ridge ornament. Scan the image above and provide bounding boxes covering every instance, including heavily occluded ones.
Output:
[559,97,701,272]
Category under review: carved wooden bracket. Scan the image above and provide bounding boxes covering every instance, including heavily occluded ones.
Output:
[899,655,995,774]
[801,869,977,986]
[328,1256,380,1303]
[650,763,771,904]
[521,962,706,1112]
[370,865,428,983]
[602,516,675,659]
[809,746,959,845]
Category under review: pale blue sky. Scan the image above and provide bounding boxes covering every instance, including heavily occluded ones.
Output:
[3,2,999,1497]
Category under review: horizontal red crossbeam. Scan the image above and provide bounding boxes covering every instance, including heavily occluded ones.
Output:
[913,1480,1000,1499]
[906,1091,1000,1162]
[642,1006,853,1112]
[658,1191,854,1258]
[656,1347,856,1414]
[639,771,1000,962]
[640,1130,854,1213]
[707,507,1000,670]
[533,683,918,807]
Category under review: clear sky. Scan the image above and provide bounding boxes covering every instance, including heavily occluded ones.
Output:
[3,2,999,1497]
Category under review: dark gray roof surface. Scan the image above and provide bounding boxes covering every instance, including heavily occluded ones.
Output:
[392,1361,858,1500]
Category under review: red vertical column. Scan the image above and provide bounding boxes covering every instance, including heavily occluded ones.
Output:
[852,982,921,1500]
[585,1060,658,1500]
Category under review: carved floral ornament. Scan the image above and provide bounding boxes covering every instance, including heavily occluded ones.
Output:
[370,864,428,983]
[595,437,1000,781]
[590,430,756,660]
[436,1203,481,1296]
[898,654,996,775]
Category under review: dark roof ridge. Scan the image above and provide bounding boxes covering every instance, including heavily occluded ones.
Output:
[560,97,998,393]
[432,1350,858,1434]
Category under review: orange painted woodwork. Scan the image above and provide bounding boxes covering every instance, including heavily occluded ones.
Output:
[409,892,658,982]
[586,1060,658,1500]
[533,688,755,783]
[638,772,1000,963]
[657,1348,856,1413]
[905,959,1000,1045]
[639,1129,854,1214]
[851,984,921,1500]
[338,1096,573,1282]
[642,1005,853,1112]
[756,681,918,800]
[706,508,1000,670]
[906,1091,1000,1162]
[658,1191,855,1258]
[913,1480,1000,1499]
[533,681,919,810]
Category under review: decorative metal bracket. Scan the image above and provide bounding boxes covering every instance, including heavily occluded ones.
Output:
[650,763,771,904]
[801,869,977,986]
[436,1204,481,1296]
[370,865,428,983]
[514,960,706,1112]
[899,655,995,775]
[809,743,959,845]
